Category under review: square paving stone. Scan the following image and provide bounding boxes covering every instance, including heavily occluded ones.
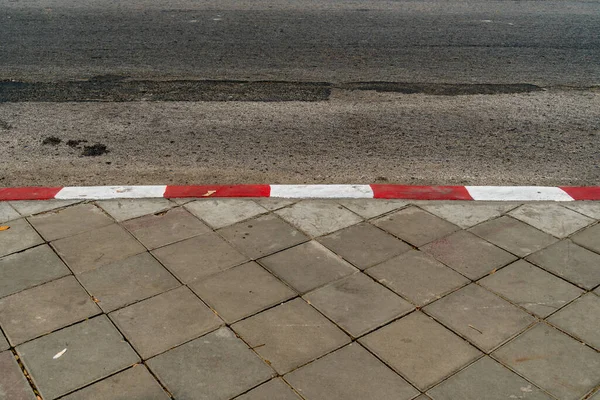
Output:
[0,332,8,351]
[493,323,600,400]
[8,200,80,217]
[122,207,211,250]
[420,202,517,229]
[147,327,275,400]
[0,245,70,299]
[0,276,100,345]
[509,203,594,238]
[337,199,407,219]
[218,214,308,259]
[190,262,296,323]
[572,223,600,254]
[254,198,296,211]
[152,232,248,283]
[285,343,418,400]
[304,273,414,338]
[52,224,146,274]
[469,216,558,257]
[258,241,357,293]
[318,223,412,269]
[185,199,268,229]
[373,206,460,246]
[366,250,469,306]
[0,218,44,258]
[61,365,170,400]
[109,286,222,359]
[423,284,536,352]
[0,202,20,223]
[78,252,180,313]
[232,298,350,374]
[427,356,551,400]
[359,311,481,390]
[421,230,517,280]
[0,351,36,400]
[16,316,140,400]
[548,293,600,350]
[479,260,584,317]
[96,198,174,222]
[275,200,362,237]
[234,378,301,400]
[28,203,114,241]
[563,202,600,219]
[526,240,600,290]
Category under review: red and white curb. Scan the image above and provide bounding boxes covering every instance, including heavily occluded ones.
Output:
[0,185,599,201]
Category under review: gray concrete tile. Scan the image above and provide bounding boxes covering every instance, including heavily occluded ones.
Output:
[0,351,36,400]
[275,200,362,237]
[572,223,600,254]
[285,343,418,400]
[588,390,600,400]
[526,240,600,290]
[232,298,350,374]
[122,207,211,250]
[0,276,100,345]
[78,252,180,313]
[190,262,296,324]
[109,286,222,359]
[427,356,552,400]
[0,333,8,351]
[185,199,268,229]
[337,199,407,219]
[563,202,600,220]
[147,327,274,400]
[9,200,81,217]
[254,198,296,211]
[359,311,481,390]
[304,273,414,338]
[414,396,432,400]
[422,231,517,280]
[0,202,20,223]
[60,365,170,400]
[259,241,357,293]
[152,232,248,283]
[96,198,174,222]
[367,250,469,306]
[318,222,412,269]
[420,202,517,229]
[509,203,594,238]
[423,284,536,352]
[0,245,70,299]
[16,316,140,400]
[548,293,600,350]
[52,224,146,274]
[493,323,600,400]
[0,218,44,258]
[28,203,113,241]
[469,216,558,257]
[373,206,460,247]
[479,260,584,318]
[234,378,301,400]
[218,214,308,259]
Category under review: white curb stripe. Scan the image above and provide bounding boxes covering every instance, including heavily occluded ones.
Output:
[465,186,574,201]
[270,184,374,198]
[55,185,168,200]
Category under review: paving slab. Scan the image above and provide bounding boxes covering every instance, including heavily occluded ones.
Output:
[423,284,536,352]
[509,203,594,238]
[0,218,44,258]
[190,262,296,323]
[254,198,296,211]
[0,276,100,345]
[16,316,140,400]
[8,200,80,217]
[422,230,517,280]
[419,202,517,229]
[285,343,418,400]
[318,222,411,269]
[548,293,600,350]
[563,202,600,219]
[526,240,600,290]
[275,200,362,237]
[414,396,432,400]
[493,323,600,400]
[152,232,248,283]
[337,199,407,219]
[0,244,70,299]
[366,250,469,306]
[28,203,113,241]
[258,241,357,293]
[96,198,174,222]
[304,273,413,338]
[78,252,180,313]
[0,350,36,400]
[147,327,274,400]
[0,202,20,223]
[571,223,600,254]
[373,206,459,247]
[427,356,551,400]
[232,298,350,374]
[109,286,222,359]
[234,378,301,400]
[359,311,481,390]
[0,332,8,351]
[589,390,600,400]
[185,199,268,229]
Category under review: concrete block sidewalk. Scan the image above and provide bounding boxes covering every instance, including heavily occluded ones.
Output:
[0,198,599,400]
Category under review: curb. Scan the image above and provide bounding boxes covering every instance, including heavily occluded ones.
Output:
[0,185,599,201]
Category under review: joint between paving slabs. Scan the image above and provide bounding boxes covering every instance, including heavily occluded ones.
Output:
[11,347,43,400]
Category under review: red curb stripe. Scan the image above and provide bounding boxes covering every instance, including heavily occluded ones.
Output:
[164,184,271,198]
[370,185,473,200]
[559,186,600,201]
[0,187,63,201]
